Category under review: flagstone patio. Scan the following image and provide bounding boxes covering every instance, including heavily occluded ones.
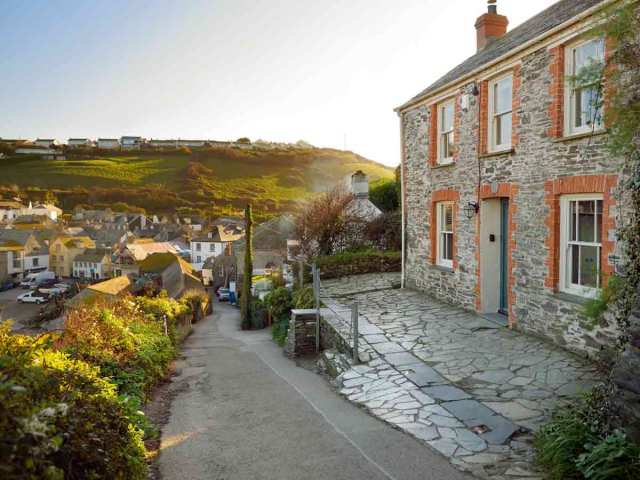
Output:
[319,273,602,480]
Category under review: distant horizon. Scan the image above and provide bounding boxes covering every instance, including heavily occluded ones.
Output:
[1,0,558,166]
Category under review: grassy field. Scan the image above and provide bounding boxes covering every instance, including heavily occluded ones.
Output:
[0,146,394,219]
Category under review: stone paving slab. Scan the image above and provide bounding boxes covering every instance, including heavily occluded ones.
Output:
[320,273,601,480]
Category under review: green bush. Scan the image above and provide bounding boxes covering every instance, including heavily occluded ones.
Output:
[264,287,293,322]
[535,406,599,479]
[250,298,267,330]
[0,323,147,479]
[272,318,290,347]
[576,431,640,480]
[535,390,640,480]
[293,286,315,309]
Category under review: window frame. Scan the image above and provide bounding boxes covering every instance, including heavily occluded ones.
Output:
[437,99,455,165]
[436,201,454,269]
[559,193,603,298]
[564,37,605,136]
[488,73,513,152]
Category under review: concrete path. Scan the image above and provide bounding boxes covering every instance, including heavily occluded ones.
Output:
[159,301,470,480]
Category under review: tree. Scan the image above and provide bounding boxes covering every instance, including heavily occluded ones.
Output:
[295,186,358,257]
[240,204,253,329]
[369,178,399,212]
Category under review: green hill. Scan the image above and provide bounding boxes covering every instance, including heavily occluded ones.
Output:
[0,145,394,220]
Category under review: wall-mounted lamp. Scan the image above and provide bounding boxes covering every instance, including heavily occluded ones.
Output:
[463,202,480,219]
[472,84,480,96]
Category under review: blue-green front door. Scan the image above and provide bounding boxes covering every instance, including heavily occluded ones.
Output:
[499,198,509,315]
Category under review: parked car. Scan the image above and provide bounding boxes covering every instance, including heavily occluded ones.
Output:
[37,279,57,289]
[38,283,70,296]
[20,271,56,289]
[0,279,17,291]
[217,288,230,302]
[17,291,50,304]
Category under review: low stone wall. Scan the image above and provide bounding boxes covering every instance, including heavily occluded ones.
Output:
[319,312,353,358]
[284,309,317,358]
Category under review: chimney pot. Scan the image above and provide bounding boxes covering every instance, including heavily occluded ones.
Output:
[475,1,508,51]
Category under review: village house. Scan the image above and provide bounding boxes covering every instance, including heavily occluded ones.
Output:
[14,146,65,160]
[112,240,179,277]
[190,224,243,271]
[72,249,112,280]
[49,235,95,278]
[97,138,120,149]
[397,0,627,355]
[34,138,58,148]
[0,230,48,282]
[138,252,202,298]
[120,136,143,149]
[0,200,23,223]
[235,215,296,276]
[345,170,383,221]
[67,138,94,148]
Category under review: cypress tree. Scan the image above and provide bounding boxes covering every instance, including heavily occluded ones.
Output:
[240,204,253,329]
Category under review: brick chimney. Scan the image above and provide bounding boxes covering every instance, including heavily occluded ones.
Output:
[475,0,508,51]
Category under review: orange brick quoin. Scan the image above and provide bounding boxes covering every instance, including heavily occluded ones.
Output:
[428,104,438,166]
[475,183,519,327]
[544,174,618,291]
[548,45,565,138]
[478,80,489,155]
[512,64,521,148]
[453,94,461,163]
[430,189,460,267]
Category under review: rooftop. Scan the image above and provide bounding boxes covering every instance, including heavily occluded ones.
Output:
[398,0,604,110]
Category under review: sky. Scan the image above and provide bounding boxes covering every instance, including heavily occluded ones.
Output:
[0,0,558,166]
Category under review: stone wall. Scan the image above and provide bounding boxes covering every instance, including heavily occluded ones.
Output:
[284,309,318,357]
[401,40,629,356]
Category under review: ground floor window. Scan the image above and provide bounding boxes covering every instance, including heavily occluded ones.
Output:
[436,202,454,268]
[559,194,603,297]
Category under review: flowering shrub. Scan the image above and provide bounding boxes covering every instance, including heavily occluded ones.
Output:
[0,323,147,479]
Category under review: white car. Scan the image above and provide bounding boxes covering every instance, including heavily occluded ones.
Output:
[17,291,49,304]
[39,283,70,295]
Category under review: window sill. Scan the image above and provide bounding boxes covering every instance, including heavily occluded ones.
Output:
[432,161,455,169]
[432,264,454,273]
[552,130,607,143]
[553,291,589,305]
[479,148,515,159]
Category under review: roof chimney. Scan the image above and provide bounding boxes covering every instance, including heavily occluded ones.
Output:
[475,0,508,51]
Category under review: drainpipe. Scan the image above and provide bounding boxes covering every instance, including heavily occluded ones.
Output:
[399,113,406,289]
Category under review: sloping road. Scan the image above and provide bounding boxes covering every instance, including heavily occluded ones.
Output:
[158,302,471,480]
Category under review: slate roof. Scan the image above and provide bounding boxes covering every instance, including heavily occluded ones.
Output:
[73,249,110,263]
[235,215,296,252]
[0,230,34,246]
[398,0,605,110]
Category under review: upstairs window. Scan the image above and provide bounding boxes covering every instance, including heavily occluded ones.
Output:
[559,194,603,297]
[566,38,605,135]
[436,202,454,268]
[210,243,215,252]
[196,243,201,252]
[437,100,455,164]
[489,74,513,151]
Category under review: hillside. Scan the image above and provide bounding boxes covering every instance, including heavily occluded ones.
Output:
[0,145,394,220]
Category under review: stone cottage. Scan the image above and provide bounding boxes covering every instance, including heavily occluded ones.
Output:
[397,0,628,355]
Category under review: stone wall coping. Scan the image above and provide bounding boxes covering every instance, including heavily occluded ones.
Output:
[553,292,589,306]
[478,147,515,159]
[291,309,317,315]
[551,130,607,144]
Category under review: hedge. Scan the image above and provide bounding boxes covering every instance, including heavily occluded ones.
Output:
[315,250,401,279]
[0,294,194,478]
